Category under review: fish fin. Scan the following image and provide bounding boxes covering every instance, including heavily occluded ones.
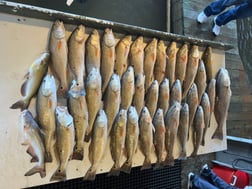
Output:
[107,166,120,177]
[72,148,84,161]
[25,165,46,178]
[84,133,91,142]
[50,168,67,182]
[178,151,187,160]
[10,99,29,110]
[212,128,223,140]
[45,152,53,163]
[21,79,28,96]
[141,158,152,170]
[26,146,38,162]
[120,161,132,174]
[83,168,96,181]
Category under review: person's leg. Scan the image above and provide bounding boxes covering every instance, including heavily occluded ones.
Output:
[204,0,247,17]
[191,174,219,189]
[200,167,239,189]
[215,2,252,26]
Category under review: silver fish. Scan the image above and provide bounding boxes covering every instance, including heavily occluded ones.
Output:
[175,44,188,83]
[191,105,204,157]
[121,106,139,174]
[186,83,199,140]
[154,40,167,84]
[195,60,207,102]
[182,45,200,100]
[114,35,132,78]
[101,28,116,94]
[200,93,211,146]
[85,29,101,75]
[153,108,166,169]
[132,73,145,115]
[157,78,170,115]
[84,109,108,181]
[104,73,121,135]
[49,20,69,97]
[206,79,216,128]
[170,79,182,106]
[85,68,102,142]
[68,80,88,160]
[36,74,57,162]
[121,66,135,110]
[68,24,86,87]
[144,38,157,92]
[20,110,46,178]
[129,36,144,75]
[10,52,49,110]
[139,106,154,170]
[165,41,177,86]
[178,103,189,160]
[108,109,127,176]
[212,68,231,140]
[164,101,181,166]
[51,106,75,181]
[145,80,159,119]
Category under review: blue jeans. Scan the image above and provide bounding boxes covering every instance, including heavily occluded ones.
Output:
[191,169,239,189]
[203,0,252,26]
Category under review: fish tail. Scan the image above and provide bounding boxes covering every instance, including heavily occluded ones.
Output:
[191,150,197,157]
[72,148,84,161]
[50,168,66,181]
[120,161,132,174]
[45,152,53,163]
[107,165,120,177]
[212,128,223,140]
[10,99,29,110]
[141,157,152,170]
[153,161,164,170]
[83,168,96,181]
[25,165,46,178]
[165,156,175,166]
[178,151,187,160]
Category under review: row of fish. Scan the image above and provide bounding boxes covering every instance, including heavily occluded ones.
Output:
[10,20,231,182]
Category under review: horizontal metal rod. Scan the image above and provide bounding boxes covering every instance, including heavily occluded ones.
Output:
[0,1,233,50]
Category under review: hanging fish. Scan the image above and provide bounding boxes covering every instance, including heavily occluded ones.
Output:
[154,40,167,84]
[36,74,57,162]
[115,35,132,78]
[108,109,127,176]
[165,41,177,87]
[10,52,49,110]
[68,24,86,87]
[68,80,88,160]
[121,106,139,174]
[20,110,46,178]
[85,29,101,75]
[51,106,75,181]
[49,20,69,97]
[212,68,231,140]
[84,109,108,181]
[101,28,116,94]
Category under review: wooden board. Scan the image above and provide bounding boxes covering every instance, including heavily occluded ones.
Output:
[0,12,227,188]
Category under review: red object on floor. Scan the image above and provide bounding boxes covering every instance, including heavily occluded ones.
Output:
[212,164,250,188]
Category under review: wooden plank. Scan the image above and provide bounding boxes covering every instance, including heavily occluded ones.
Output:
[227,112,252,121]
[0,12,227,188]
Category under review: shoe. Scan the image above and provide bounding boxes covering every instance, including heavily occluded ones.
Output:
[197,11,208,24]
[212,17,221,36]
[187,172,194,189]
[200,163,209,175]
